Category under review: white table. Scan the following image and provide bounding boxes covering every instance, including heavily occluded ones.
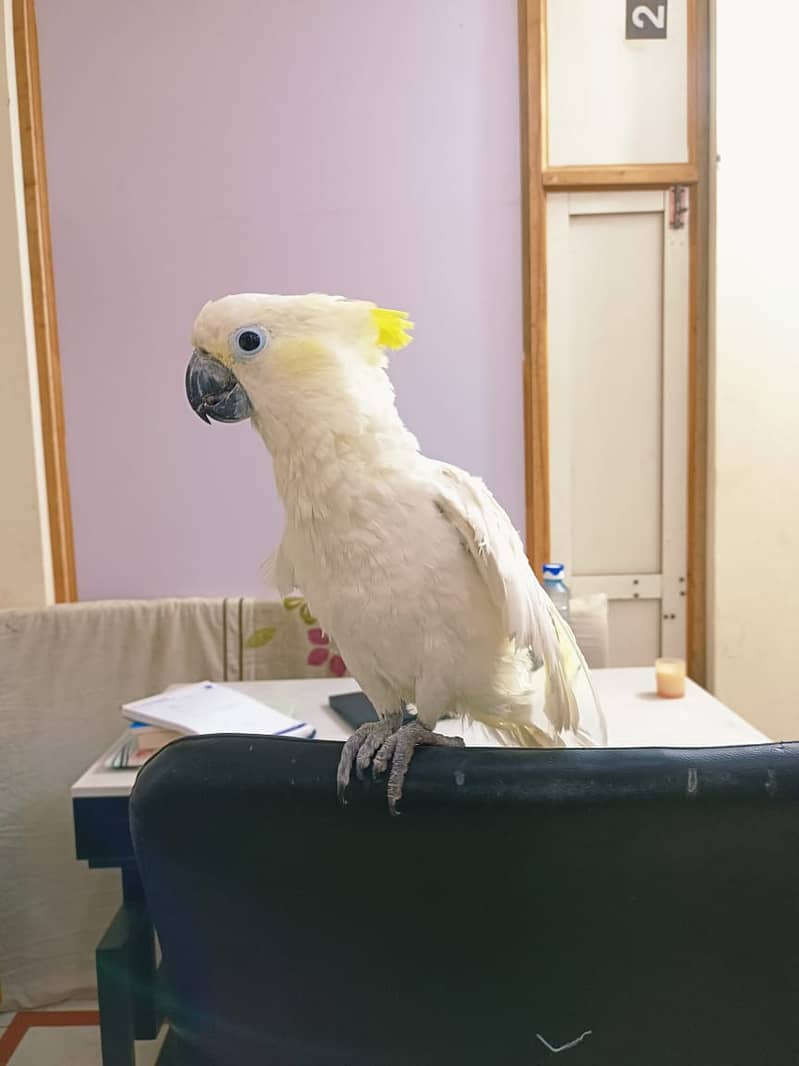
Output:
[71,668,769,799]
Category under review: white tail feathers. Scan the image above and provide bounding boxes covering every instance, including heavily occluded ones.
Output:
[542,602,607,746]
[480,716,567,750]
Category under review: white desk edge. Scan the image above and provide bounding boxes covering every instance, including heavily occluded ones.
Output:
[71,668,771,799]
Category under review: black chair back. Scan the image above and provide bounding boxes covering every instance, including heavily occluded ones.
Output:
[131,735,799,1065]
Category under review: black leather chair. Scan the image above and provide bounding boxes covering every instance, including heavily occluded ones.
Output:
[130,734,799,1066]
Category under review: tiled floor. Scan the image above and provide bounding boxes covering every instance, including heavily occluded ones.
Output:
[0,1002,165,1066]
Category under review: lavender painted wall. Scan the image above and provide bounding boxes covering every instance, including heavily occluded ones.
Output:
[36,0,524,600]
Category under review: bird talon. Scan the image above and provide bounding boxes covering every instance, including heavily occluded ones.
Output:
[337,717,464,812]
[336,716,402,799]
[336,763,351,806]
[384,721,465,813]
[372,732,398,778]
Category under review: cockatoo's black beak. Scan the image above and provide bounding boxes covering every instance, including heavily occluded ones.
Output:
[185,349,252,424]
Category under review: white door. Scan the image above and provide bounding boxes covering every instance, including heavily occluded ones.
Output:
[546,189,689,666]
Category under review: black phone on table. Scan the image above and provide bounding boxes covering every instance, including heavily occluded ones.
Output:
[328,692,414,731]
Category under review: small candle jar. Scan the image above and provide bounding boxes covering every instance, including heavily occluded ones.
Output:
[655,657,686,699]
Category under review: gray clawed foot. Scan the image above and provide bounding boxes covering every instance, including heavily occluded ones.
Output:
[336,715,402,804]
[337,715,465,814]
[374,720,465,816]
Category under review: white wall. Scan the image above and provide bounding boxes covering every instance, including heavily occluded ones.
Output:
[0,0,53,608]
[711,4,799,738]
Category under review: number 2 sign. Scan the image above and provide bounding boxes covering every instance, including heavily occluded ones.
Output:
[626,0,668,39]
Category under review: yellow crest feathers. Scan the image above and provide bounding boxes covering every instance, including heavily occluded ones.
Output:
[371,307,414,350]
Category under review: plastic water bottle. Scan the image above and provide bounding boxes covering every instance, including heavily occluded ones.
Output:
[542,563,571,624]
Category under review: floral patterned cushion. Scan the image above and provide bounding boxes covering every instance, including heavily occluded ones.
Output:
[241,597,347,681]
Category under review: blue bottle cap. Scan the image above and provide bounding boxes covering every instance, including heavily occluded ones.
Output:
[542,563,565,577]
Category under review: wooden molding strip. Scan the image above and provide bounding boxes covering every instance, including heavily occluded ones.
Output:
[543,163,698,190]
[518,0,550,576]
[13,0,77,602]
[687,0,698,167]
[686,0,710,685]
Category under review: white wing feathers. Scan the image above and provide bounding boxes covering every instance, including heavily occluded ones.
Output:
[262,541,297,597]
[435,465,579,736]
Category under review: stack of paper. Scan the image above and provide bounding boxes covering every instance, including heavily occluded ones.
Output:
[122,682,316,739]
[107,724,181,769]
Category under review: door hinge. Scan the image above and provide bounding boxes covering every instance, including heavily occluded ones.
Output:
[669,185,689,230]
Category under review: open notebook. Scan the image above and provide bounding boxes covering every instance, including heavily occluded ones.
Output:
[122,681,316,739]
[107,682,315,769]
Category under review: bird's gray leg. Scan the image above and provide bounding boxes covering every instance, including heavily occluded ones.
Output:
[373,720,465,816]
[336,710,403,804]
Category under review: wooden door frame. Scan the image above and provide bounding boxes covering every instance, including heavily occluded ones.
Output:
[12,0,76,602]
[519,0,710,682]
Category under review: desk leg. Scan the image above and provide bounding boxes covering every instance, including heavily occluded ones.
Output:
[121,866,162,1041]
[96,906,136,1066]
[96,869,163,1066]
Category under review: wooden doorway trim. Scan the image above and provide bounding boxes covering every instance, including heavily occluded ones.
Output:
[518,0,550,581]
[13,0,77,602]
[519,0,710,682]
[686,0,711,685]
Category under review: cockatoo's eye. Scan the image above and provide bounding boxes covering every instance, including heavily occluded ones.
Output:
[231,325,269,360]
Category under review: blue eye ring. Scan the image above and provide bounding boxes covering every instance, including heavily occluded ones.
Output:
[230,325,269,360]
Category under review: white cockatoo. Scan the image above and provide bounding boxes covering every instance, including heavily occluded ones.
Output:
[186,294,605,812]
